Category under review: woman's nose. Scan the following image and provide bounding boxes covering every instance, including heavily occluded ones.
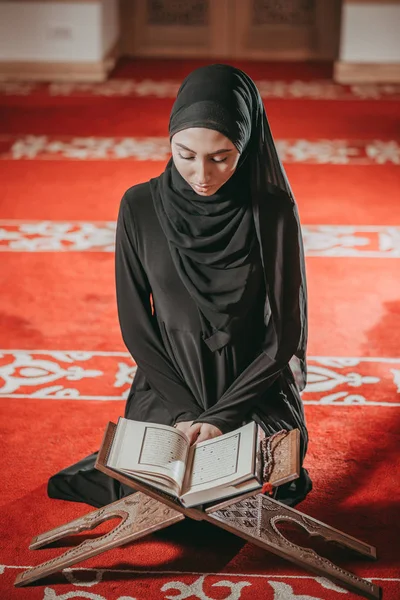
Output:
[194,161,210,184]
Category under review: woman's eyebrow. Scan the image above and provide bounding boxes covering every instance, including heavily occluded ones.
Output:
[175,142,232,155]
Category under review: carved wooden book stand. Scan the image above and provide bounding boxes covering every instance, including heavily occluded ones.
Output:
[15,423,382,600]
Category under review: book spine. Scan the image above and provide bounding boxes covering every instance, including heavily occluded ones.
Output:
[107,418,127,467]
[103,425,117,465]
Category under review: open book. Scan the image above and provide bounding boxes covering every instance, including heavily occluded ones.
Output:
[101,418,300,508]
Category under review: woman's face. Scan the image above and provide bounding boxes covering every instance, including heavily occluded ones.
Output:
[171,127,240,196]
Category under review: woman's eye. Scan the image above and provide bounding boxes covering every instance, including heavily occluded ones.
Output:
[178,153,227,163]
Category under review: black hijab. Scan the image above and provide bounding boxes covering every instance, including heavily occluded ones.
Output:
[150,64,308,391]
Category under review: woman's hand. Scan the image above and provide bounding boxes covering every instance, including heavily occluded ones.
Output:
[174,421,194,438]
[187,422,223,445]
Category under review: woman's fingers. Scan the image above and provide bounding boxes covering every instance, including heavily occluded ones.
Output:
[186,423,223,445]
[194,423,223,444]
[187,422,202,445]
[174,420,194,435]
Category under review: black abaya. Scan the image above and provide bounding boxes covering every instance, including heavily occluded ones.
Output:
[48,183,312,508]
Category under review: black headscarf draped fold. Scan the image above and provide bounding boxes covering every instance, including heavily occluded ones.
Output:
[150,64,308,391]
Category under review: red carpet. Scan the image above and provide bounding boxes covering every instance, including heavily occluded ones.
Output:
[0,59,399,599]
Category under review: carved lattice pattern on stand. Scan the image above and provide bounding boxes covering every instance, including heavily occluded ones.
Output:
[207,494,381,600]
[14,493,184,587]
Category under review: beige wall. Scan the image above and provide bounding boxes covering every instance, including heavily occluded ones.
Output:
[335,0,400,82]
[0,0,119,62]
[340,1,400,62]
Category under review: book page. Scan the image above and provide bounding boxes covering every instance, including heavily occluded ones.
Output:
[181,421,257,496]
[189,433,240,487]
[180,478,261,508]
[139,426,188,472]
[107,419,189,489]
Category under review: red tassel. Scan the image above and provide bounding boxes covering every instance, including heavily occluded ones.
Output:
[261,482,274,496]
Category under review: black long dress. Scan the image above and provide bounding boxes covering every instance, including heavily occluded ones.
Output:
[48,183,312,508]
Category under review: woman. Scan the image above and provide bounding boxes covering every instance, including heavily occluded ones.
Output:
[48,64,312,508]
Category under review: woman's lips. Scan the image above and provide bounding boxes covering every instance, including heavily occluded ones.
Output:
[192,183,212,192]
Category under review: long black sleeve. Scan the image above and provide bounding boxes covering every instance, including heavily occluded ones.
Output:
[115,194,203,423]
[192,350,283,433]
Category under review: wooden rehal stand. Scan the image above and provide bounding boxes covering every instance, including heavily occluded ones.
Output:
[15,424,382,600]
